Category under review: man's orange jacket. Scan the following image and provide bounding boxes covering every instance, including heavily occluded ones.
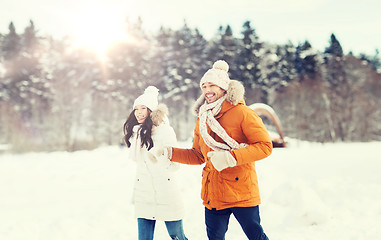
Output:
[172,99,273,210]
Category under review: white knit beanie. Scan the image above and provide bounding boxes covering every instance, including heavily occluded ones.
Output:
[133,86,159,111]
[200,60,230,90]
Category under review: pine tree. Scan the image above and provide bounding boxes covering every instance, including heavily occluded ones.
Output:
[0,21,54,150]
[207,25,240,78]
[236,21,263,93]
[295,40,319,79]
[20,20,52,116]
[275,43,297,90]
[151,26,175,94]
[1,22,21,103]
[323,33,353,141]
[1,22,21,60]
[153,22,208,140]
[324,33,343,57]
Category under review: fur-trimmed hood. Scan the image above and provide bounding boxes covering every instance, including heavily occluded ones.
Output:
[193,80,245,116]
[150,103,169,126]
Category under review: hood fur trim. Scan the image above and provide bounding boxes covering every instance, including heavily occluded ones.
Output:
[150,103,168,126]
[193,80,245,115]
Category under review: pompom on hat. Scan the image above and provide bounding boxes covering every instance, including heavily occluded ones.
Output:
[133,86,159,111]
[200,60,230,90]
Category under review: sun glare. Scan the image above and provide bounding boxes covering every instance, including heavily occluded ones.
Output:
[70,4,132,58]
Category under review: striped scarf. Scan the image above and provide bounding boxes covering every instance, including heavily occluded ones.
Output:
[198,96,248,151]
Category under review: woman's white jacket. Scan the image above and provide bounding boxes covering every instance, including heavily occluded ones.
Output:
[129,104,184,221]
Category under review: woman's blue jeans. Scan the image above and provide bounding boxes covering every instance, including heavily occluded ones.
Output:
[205,206,269,240]
[137,218,188,240]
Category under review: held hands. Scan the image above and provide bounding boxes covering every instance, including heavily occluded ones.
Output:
[155,146,173,161]
[153,146,178,171]
[147,152,158,163]
[207,151,237,172]
[148,147,180,171]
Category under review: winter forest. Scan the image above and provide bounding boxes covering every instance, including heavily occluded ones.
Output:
[0,18,380,152]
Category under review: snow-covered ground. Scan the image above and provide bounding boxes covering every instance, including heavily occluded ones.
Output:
[0,140,380,240]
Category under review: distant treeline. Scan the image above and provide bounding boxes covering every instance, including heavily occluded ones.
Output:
[0,19,380,152]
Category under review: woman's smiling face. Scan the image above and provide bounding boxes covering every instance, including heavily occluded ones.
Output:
[134,105,149,123]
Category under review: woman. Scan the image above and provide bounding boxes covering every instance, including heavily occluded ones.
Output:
[123,86,188,240]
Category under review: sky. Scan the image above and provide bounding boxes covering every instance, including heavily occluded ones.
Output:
[1,140,380,239]
[1,0,381,55]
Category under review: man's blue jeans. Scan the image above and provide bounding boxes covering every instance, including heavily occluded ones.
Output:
[205,206,269,240]
[137,218,188,240]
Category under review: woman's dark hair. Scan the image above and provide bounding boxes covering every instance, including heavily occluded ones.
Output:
[123,109,154,151]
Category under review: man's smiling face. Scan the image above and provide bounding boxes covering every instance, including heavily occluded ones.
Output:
[201,82,226,104]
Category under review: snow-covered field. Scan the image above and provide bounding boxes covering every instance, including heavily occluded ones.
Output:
[1,140,380,240]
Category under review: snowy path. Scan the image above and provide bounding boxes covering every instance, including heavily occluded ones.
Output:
[0,141,380,240]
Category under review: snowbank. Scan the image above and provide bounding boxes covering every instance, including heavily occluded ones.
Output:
[0,140,380,239]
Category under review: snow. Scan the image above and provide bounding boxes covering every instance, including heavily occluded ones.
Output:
[1,140,380,240]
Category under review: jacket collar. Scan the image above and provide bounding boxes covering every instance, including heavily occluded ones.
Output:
[150,104,169,126]
[215,99,245,118]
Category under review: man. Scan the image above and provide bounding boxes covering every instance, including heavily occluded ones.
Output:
[158,60,272,240]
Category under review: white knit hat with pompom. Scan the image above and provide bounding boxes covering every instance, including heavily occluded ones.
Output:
[199,60,230,90]
[133,86,159,111]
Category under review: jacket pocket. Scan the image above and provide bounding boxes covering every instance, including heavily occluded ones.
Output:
[153,175,179,204]
[134,177,154,203]
[219,169,254,203]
